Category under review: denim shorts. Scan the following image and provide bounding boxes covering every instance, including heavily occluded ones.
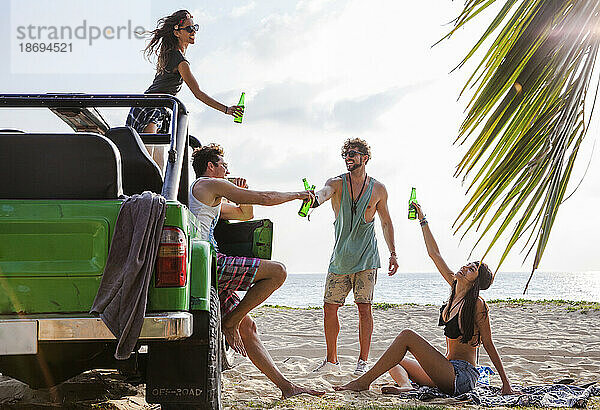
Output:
[449,359,479,395]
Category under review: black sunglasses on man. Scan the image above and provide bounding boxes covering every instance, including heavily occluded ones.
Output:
[341,150,365,159]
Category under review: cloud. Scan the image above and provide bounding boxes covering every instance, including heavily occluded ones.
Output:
[246,80,325,124]
[246,0,347,60]
[230,1,256,18]
[189,7,216,25]
[249,80,426,129]
[225,136,337,185]
[331,83,428,131]
[186,80,322,130]
[188,79,428,135]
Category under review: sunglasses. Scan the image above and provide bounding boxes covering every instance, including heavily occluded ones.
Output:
[213,161,228,171]
[342,150,365,159]
[177,24,199,33]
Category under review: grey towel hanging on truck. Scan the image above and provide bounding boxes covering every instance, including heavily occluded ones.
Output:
[90,191,166,360]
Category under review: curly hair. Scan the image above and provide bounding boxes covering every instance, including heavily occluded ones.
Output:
[192,143,224,177]
[144,10,191,74]
[341,138,371,160]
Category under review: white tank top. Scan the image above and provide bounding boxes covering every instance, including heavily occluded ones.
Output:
[189,177,221,249]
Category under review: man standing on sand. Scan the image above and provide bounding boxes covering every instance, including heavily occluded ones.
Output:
[189,143,323,398]
[312,138,399,376]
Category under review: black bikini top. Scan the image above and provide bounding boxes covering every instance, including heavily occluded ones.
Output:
[438,302,463,340]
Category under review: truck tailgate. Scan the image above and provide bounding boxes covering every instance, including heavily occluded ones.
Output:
[0,200,121,314]
[0,200,196,316]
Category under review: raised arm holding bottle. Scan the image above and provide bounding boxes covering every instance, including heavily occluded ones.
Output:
[335,201,514,396]
[126,10,244,170]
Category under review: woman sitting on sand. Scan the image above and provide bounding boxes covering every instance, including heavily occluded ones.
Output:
[335,202,514,396]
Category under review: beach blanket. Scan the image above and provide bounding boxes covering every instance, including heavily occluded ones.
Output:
[397,382,599,407]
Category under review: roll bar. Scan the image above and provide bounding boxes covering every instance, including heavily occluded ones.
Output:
[0,93,189,201]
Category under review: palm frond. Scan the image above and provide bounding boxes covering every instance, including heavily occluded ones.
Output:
[444,0,600,292]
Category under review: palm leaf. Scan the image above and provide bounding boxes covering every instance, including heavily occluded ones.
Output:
[444,0,600,292]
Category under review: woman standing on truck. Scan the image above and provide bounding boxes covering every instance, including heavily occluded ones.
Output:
[335,202,514,396]
[127,9,243,170]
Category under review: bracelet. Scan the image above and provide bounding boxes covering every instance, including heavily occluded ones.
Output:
[389,251,397,258]
[224,106,228,114]
[420,218,428,226]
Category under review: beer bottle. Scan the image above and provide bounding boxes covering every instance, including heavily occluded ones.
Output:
[298,178,314,217]
[234,92,245,124]
[408,187,417,220]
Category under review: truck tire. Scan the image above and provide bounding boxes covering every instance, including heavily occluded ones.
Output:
[205,285,222,409]
[221,338,234,371]
[147,286,222,409]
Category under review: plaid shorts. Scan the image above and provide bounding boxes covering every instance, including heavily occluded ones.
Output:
[126,106,170,133]
[216,252,261,317]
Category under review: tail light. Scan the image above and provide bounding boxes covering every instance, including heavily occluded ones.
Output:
[155,227,187,287]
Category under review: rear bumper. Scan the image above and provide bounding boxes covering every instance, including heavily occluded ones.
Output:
[0,312,192,355]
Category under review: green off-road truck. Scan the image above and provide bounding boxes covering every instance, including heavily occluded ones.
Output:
[0,94,273,409]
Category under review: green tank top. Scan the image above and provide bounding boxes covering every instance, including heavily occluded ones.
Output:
[328,174,381,275]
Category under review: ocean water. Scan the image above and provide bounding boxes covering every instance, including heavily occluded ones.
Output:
[262,271,600,307]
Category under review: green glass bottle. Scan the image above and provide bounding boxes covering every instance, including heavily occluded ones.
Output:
[234,92,245,124]
[298,178,315,217]
[408,187,417,220]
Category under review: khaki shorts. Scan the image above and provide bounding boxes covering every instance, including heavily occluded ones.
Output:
[323,269,377,305]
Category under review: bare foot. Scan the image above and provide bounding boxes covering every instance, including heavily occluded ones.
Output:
[222,317,246,357]
[381,384,414,395]
[282,384,326,399]
[333,379,370,392]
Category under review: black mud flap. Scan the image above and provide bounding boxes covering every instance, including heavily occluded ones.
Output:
[213,219,273,260]
[146,288,221,408]
[145,337,207,405]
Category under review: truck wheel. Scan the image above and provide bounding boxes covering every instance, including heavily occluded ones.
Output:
[147,286,222,409]
[221,338,234,371]
[205,285,222,409]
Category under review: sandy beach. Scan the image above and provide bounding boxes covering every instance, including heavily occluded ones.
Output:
[1,301,599,409]
[221,301,600,409]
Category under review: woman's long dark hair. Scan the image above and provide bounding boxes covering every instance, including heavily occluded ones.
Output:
[446,261,493,345]
[144,10,191,74]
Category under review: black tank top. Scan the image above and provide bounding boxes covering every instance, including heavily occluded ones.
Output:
[145,50,188,96]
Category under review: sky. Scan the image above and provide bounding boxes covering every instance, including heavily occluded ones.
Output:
[2,0,599,279]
